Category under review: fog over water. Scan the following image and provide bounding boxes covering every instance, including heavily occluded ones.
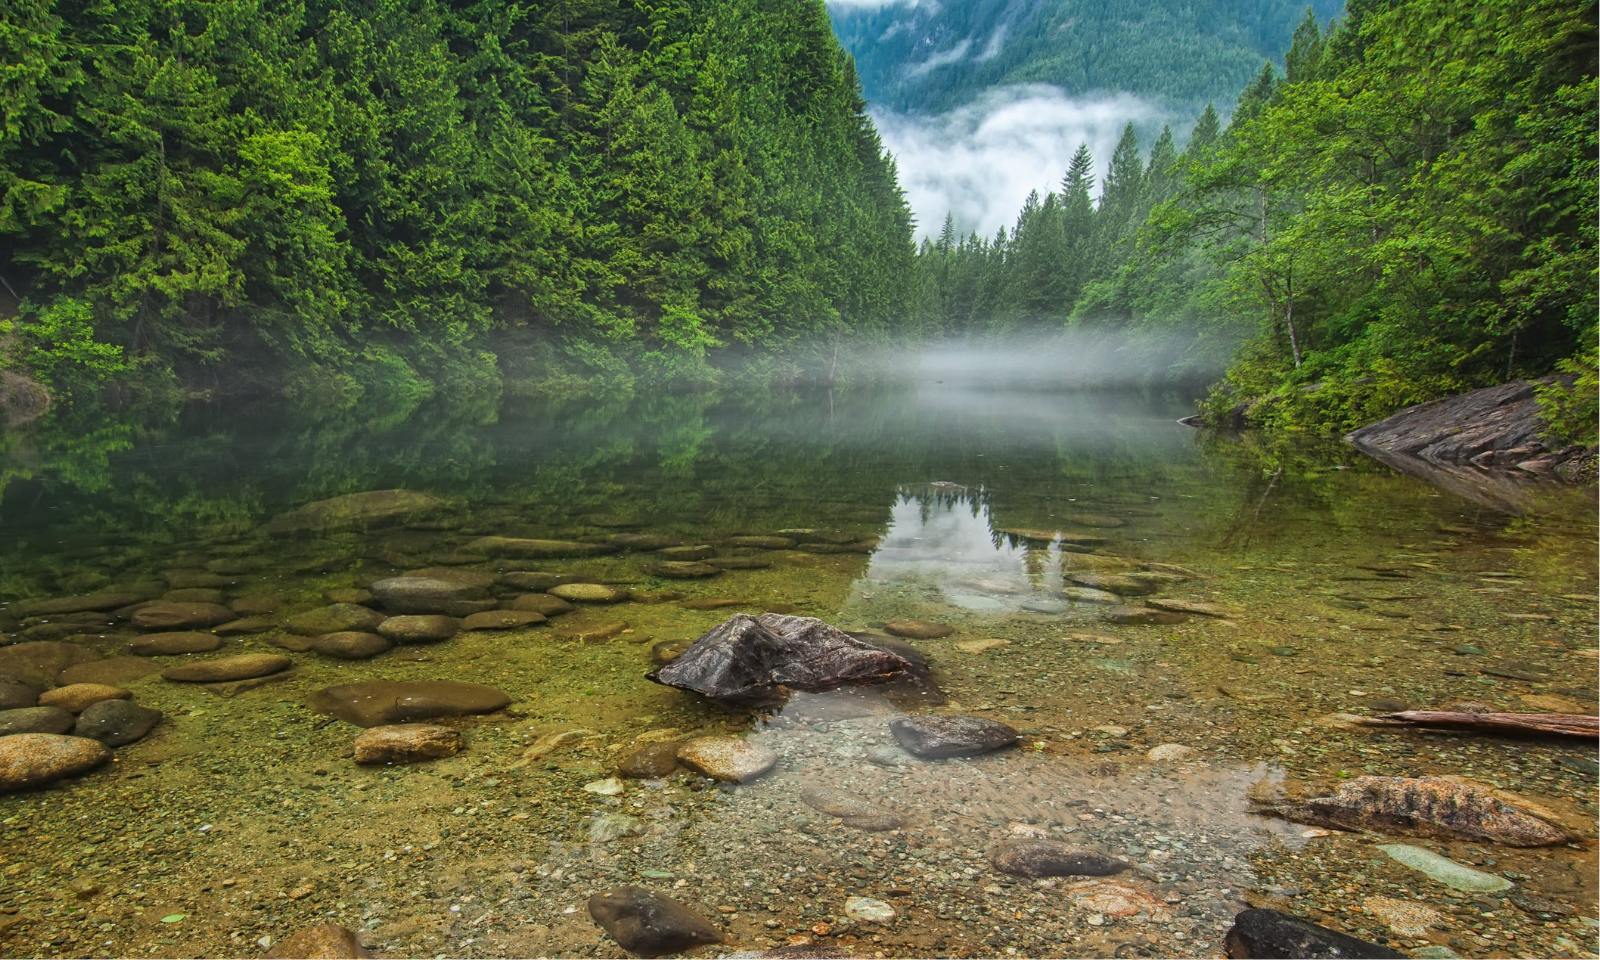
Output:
[853,331,1232,389]
[872,85,1167,237]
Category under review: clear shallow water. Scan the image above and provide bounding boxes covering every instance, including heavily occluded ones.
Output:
[0,385,1595,958]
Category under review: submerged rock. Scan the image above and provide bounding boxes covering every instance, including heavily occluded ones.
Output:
[1224,907,1405,959]
[462,609,546,630]
[884,619,954,640]
[1377,843,1512,892]
[799,785,904,831]
[369,575,488,614]
[263,923,372,959]
[162,654,292,683]
[843,896,896,923]
[129,631,223,656]
[649,614,912,703]
[284,603,386,636]
[0,682,40,710]
[464,536,616,559]
[310,680,510,727]
[1102,605,1189,625]
[1264,775,1575,846]
[1059,587,1123,605]
[376,614,459,644]
[310,632,392,660]
[550,583,630,603]
[988,839,1129,878]
[57,656,158,687]
[0,706,75,736]
[676,735,777,782]
[15,592,149,617]
[0,733,110,793]
[1066,573,1157,596]
[38,683,129,713]
[888,714,1018,759]
[130,602,234,630]
[617,741,681,779]
[588,887,722,957]
[74,699,162,747]
[647,561,722,579]
[353,723,463,765]
[509,593,575,616]
[265,489,445,534]
[725,535,795,550]
[498,571,578,591]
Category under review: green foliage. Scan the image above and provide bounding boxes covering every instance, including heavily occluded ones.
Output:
[0,0,914,400]
[1536,341,1599,448]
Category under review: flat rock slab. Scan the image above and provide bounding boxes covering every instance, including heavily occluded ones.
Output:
[309,632,392,660]
[1103,605,1189,625]
[465,537,617,559]
[0,733,110,793]
[353,723,463,765]
[509,594,575,616]
[650,613,911,702]
[988,839,1128,878]
[588,887,722,958]
[284,604,386,636]
[57,657,159,687]
[676,736,777,783]
[550,583,630,603]
[1059,587,1123,605]
[647,561,722,580]
[799,785,905,831]
[129,631,223,656]
[1269,775,1574,846]
[498,571,578,591]
[0,706,76,736]
[463,610,547,631]
[131,602,234,630]
[37,683,129,713]
[617,742,681,779]
[377,615,459,644]
[0,682,40,710]
[1224,907,1405,959]
[310,680,511,727]
[889,714,1018,759]
[0,642,102,688]
[369,575,489,613]
[725,535,794,550]
[162,654,292,683]
[1146,598,1235,618]
[266,489,445,534]
[74,699,162,747]
[884,619,954,640]
[15,592,150,617]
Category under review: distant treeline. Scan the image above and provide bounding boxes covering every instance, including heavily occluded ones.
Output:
[912,0,1597,439]
[1,0,913,404]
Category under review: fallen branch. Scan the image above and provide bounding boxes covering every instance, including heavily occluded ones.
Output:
[1379,710,1598,740]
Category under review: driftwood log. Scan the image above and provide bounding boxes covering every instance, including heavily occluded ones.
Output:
[1378,710,1598,740]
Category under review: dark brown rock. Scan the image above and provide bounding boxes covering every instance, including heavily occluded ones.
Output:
[162,654,292,683]
[0,641,101,687]
[649,613,911,703]
[462,610,547,631]
[74,699,162,746]
[0,706,76,735]
[1224,908,1404,959]
[376,615,459,644]
[588,887,721,957]
[1265,775,1575,847]
[131,602,234,630]
[888,714,1018,759]
[284,604,385,636]
[310,680,510,727]
[310,632,392,660]
[0,681,40,710]
[988,839,1129,878]
[57,656,159,687]
[617,742,681,779]
[353,723,463,765]
[263,923,372,959]
[129,631,224,656]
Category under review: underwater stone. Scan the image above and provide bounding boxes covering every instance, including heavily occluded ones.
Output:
[310,680,510,727]
[74,699,162,747]
[0,733,110,793]
[309,632,392,660]
[128,631,225,656]
[161,653,292,683]
[130,602,234,631]
[376,615,460,644]
[676,736,777,783]
[549,583,630,603]
[0,641,102,688]
[0,706,76,736]
[1224,908,1405,958]
[1377,843,1513,892]
[265,489,445,534]
[508,594,575,617]
[0,681,40,710]
[464,536,617,559]
[353,723,463,765]
[263,923,372,959]
[1268,775,1574,846]
[587,887,722,958]
[646,561,722,579]
[369,575,488,614]
[617,741,681,779]
[889,714,1018,759]
[462,610,547,630]
[649,613,912,702]
[884,619,954,640]
[988,839,1129,878]
[1102,605,1189,625]
[38,683,130,713]
[284,603,386,636]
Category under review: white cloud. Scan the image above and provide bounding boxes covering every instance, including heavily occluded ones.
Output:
[905,38,971,78]
[975,24,1007,62]
[824,0,924,10]
[872,84,1166,239]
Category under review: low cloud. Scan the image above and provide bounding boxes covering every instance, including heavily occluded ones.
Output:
[873,85,1165,238]
[825,0,924,10]
[905,38,971,78]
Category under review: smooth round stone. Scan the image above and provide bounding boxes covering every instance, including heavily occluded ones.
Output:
[57,657,159,687]
[74,699,162,747]
[229,593,282,616]
[462,610,546,631]
[162,654,292,683]
[1147,743,1196,762]
[214,616,277,636]
[310,632,392,660]
[284,603,385,636]
[0,681,41,710]
[555,620,629,643]
[657,545,715,561]
[38,683,130,713]
[676,736,777,783]
[617,741,681,779]
[889,714,1018,759]
[549,583,629,604]
[263,924,371,959]
[376,615,459,644]
[724,535,794,550]
[648,561,721,580]
[844,896,896,923]
[497,571,577,591]
[464,536,616,559]
[14,592,148,617]
[309,680,511,727]
[0,706,76,736]
[129,632,223,656]
[706,557,771,571]
[508,594,575,617]
[989,839,1130,878]
[324,588,374,605]
[352,723,463,765]
[0,733,110,793]
[1102,605,1188,625]
[884,619,954,640]
[1060,587,1123,605]
[131,602,234,630]
[587,887,721,957]
[369,576,488,614]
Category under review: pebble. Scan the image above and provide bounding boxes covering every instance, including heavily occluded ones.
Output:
[376,615,460,644]
[843,896,895,923]
[550,583,630,603]
[676,736,777,783]
[352,724,463,765]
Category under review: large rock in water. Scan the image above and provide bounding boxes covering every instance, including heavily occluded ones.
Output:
[889,714,1018,759]
[130,602,235,630]
[162,654,292,683]
[368,576,488,614]
[1224,908,1404,959]
[1265,775,1575,847]
[352,723,463,765]
[463,536,617,559]
[74,699,162,746]
[0,641,101,688]
[263,924,371,959]
[265,489,445,533]
[648,613,912,703]
[310,680,510,727]
[988,839,1129,878]
[0,733,110,793]
[1348,378,1587,474]
[587,887,722,957]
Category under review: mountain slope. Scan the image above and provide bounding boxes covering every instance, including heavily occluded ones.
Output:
[829,0,1344,114]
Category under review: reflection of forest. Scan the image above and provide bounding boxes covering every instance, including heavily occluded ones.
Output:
[1,383,1535,600]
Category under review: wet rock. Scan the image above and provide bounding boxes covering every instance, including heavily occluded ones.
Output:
[707,557,771,571]
[883,619,954,640]
[725,535,794,550]
[649,614,911,702]
[1377,843,1512,892]
[988,839,1128,878]
[57,657,158,687]
[215,617,276,636]
[0,681,41,710]
[1266,775,1575,846]
[0,641,101,688]
[608,533,681,551]
[1103,605,1189,625]
[38,683,129,713]
[550,583,630,603]
[843,896,895,923]
[262,923,372,959]
[284,603,386,636]
[269,634,316,653]
[1362,896,1444,938]
[163,570,228,589]
[1147,743,1196,762]
[1063,879,1169,918]
[588,887,722,957]
[676,736,777,782]
[647,561,722,579]
[162,587,226,604]
[509,594,575,616]
[0,706,76,735]
[1224,908,1405,959]
[1146,598,1235,618]
[310,680,510,727]
[353,723,463,765]
[162,654,292,683]
[618,741,681,778]
[464,536,616,559]
[265,489,445,534]
[131,602,235,630]
[0,733,110,793]
[799,786,904,831]
[230,593,282,616]
[556,621,629,643]
[463,609,547,630]
[591,812,647,843]
[888,715,1018,759]
[74,699,162,747]
[323,588,373,605]
[1059,587,1124,605]
[650,639,691,665]
[15,592,148,617]
[681,598,749,611]
[658,545,715,561]
[498,571,577,591]
[310,632,392,660]
[376,615,459,644]
[954,637,1009,654]
[1066,573,1157,597]
[369,575,489,614]
[129,631,223,656]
